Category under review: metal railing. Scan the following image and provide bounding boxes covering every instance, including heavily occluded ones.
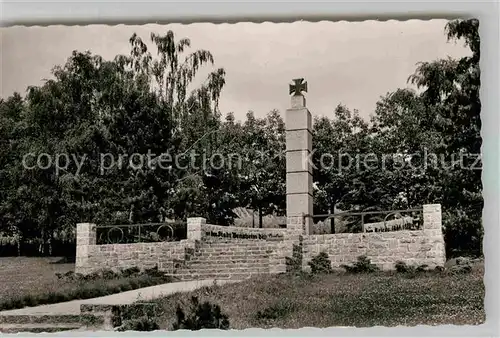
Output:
[310,208,423,234]
[95,221,187,244]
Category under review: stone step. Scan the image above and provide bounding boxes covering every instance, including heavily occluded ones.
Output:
[187,257,270,264]
[0,314,105,333]
[165,272,256,281]
[184,262,269,269]
[0,323,84,333]
[172,262,270,270]
[174,267,269,274]
[193,252,271,257]
[183,261,255,268]
[196,250,267,254]
[185,264,269,271]
[189,256,270,262]
[195,252,273,257]
[186,263,269,270]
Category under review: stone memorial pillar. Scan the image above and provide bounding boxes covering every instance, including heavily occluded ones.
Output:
[286,78,313,235]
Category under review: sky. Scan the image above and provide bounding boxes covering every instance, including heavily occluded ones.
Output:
[1,19,470,121]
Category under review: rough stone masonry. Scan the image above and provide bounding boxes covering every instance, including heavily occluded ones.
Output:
[74,78,446,277]
[75,204,445,276]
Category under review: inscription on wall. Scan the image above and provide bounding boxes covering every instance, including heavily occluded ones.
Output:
[204,231,283,240]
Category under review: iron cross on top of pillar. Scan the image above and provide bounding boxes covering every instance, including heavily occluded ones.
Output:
[289,78,307,108]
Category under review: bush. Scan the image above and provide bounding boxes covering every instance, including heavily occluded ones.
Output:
[55,265,166,283]
[395,261,411,273]
[394,261,429,278]
[341,255,379,273]
[443,209,482,258]
[114,304,161,331]
[23,295,37,307]
[308,252,333,274]
[121,267,141,278]
[120,282,133,292]
[9,298,24,309]
[63,270,76,281]
[101,269,119,279]
[395,261,425,273]
[74,273,85,281]
[416,264,429,272]
[172,296,229,330]
[128,279,140,289]
[144,265,164,278]
[444,256,474,275]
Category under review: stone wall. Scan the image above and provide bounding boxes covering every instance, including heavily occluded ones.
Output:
[301,204,446,270]
[75,231,189,275]
[75,218,290,276]
[75,204,445,276]
[75,221,201,275]
[82,241,188,274]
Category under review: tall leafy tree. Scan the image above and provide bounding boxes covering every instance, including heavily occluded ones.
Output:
[313,105,370,213]
[237,110,286,228]
[366,19,482,256]
[407,19,482,256]
[0,30,227,253]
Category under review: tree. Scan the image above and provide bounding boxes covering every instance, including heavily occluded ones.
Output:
[368,88,444,210]
[407,19,482,256]
[0,30,227,253]
[0,94,28,237]
[312,105,370,231]
[366,19,482,256]
[237,110,286,228]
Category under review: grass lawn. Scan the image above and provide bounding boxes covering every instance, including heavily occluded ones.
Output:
[0,257,74,300]
[0,257,171,311]
[154,262,485,329]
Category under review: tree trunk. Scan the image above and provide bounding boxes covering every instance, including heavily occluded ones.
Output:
[405,186,412,209]
[49,230,54,256]
[40,228,45,256]
[259,207,263,229]
[17,235,21,257]
[330,202,336,234]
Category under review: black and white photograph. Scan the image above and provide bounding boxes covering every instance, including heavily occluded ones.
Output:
[0,17,484,332]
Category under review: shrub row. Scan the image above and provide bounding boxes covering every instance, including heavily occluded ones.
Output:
[307,252,474,275]
[0,267,172,311]
[56,266,164,282]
